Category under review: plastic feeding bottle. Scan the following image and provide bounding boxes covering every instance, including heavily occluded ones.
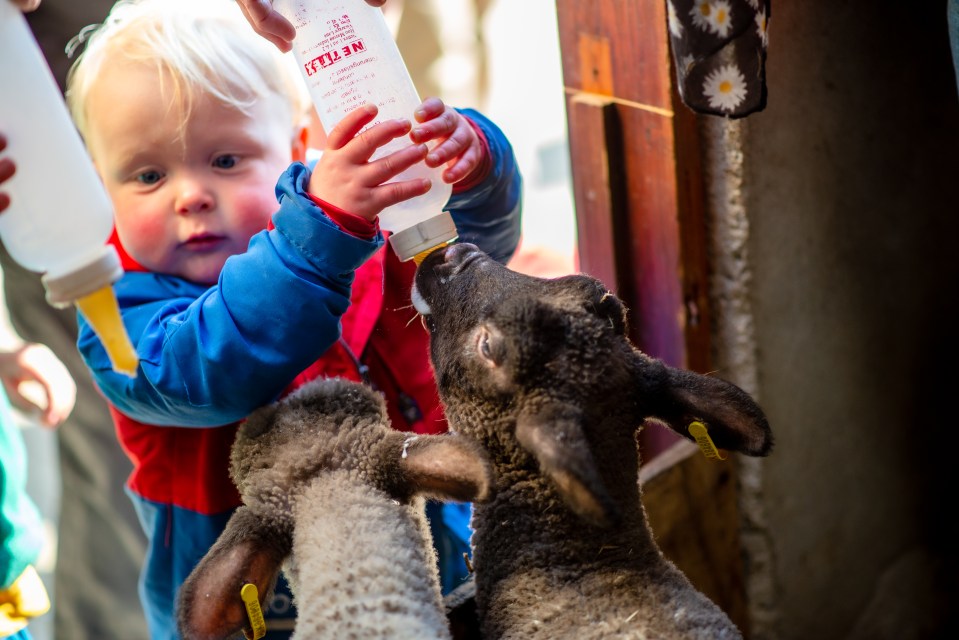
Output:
[272,0,456,263]
[0,0,138,377]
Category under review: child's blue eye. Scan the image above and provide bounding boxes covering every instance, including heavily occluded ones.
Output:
[213,155,238,169]
[137,170,163,185]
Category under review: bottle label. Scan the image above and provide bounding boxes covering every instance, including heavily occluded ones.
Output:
[303,15,366,74]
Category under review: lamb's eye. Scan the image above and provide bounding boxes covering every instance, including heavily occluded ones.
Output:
[477,328,495,364]
[479,331,492,359]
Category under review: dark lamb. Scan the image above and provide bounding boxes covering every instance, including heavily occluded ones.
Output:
[411,242,774,639]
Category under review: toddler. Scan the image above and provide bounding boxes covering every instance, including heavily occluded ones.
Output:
[58,0,522,637]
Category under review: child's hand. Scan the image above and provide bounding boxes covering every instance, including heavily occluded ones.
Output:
[410,97,484,186]
[308,103,431,223]
[0,343,77,429]
[0,134,16,214]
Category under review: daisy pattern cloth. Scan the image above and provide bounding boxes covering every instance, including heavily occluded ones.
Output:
[666,0,770,118]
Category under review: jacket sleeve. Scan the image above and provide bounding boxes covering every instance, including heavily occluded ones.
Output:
[77,163,384,427]
[447,108,523,264]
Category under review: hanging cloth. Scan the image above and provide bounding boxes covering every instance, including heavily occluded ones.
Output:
[666,0,770,118]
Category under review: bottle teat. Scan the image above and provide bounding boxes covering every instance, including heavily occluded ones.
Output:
[74,285,138,377]
[42,246,138,377]
[389,210,458,263]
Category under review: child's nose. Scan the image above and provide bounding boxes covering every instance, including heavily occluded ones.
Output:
[174,178,215,215]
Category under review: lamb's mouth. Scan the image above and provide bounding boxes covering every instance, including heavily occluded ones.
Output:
[411,243,488,316]
[411,284,431,316]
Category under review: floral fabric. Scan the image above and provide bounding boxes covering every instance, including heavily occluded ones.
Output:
[666,0,770,118]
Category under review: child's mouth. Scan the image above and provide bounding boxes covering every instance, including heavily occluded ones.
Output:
[182,234,225,251]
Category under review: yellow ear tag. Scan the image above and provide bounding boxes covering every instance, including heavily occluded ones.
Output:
[688,421,727,460]
[240,583,266,640]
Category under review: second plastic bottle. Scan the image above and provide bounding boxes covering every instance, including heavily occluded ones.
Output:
[273,0,456,262]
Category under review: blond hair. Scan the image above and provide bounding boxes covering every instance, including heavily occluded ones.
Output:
[66,0,310,141]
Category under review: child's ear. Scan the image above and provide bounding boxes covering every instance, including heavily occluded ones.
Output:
[291,124,309,164]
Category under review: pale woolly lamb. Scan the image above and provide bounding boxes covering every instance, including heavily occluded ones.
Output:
[176,377,492,640]
[411,242,774,639]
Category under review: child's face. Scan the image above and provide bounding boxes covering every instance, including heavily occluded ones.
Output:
[84,59,296,284]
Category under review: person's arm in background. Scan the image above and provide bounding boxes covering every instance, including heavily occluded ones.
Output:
[0,343,76,429]
[0,339,74,637]
[236,0,387,52]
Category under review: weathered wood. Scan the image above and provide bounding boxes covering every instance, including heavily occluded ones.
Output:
[565,94,627,295]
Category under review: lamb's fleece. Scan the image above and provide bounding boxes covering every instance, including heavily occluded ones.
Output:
[412,243,774,639]
[176,378,492,640]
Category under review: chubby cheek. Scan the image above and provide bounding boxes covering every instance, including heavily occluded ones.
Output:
[113,198,175,271]
[226,185,278,241]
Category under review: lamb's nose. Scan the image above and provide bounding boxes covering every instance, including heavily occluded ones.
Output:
[444,242,480,265]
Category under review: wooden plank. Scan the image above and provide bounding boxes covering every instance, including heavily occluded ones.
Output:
[564,94,628,295]
[671,83,712,375]
[555,0,672,108]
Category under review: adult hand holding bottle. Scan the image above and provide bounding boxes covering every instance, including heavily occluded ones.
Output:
[10,0,41,12]
[236,0,388,52]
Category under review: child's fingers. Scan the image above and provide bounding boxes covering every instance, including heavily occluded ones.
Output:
[0,157,15,184]
[413,97,446,124]
[423,118,480,182]
[439,145,482,184]
[371,177,432,211]
[348,119,415,162]
[366,143,428,185]
[424,127,470,168]
[410,108,457,144]
[325,103,381,150]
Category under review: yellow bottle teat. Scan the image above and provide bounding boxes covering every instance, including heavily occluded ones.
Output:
[411,241,452,265]
[75,284,138,377]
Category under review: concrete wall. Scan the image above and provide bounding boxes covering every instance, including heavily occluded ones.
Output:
[706,2,959,638]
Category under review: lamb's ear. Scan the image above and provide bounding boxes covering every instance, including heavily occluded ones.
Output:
[177,507,291,640]
[400,434,494,503]
[645,365,773,457]
[515,402,620,527]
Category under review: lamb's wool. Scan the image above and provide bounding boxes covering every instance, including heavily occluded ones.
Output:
[284,476,448,639]
[177,378,491,640]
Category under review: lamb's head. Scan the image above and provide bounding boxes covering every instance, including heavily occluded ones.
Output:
[412,243,773,527]
[177,378,492,640]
